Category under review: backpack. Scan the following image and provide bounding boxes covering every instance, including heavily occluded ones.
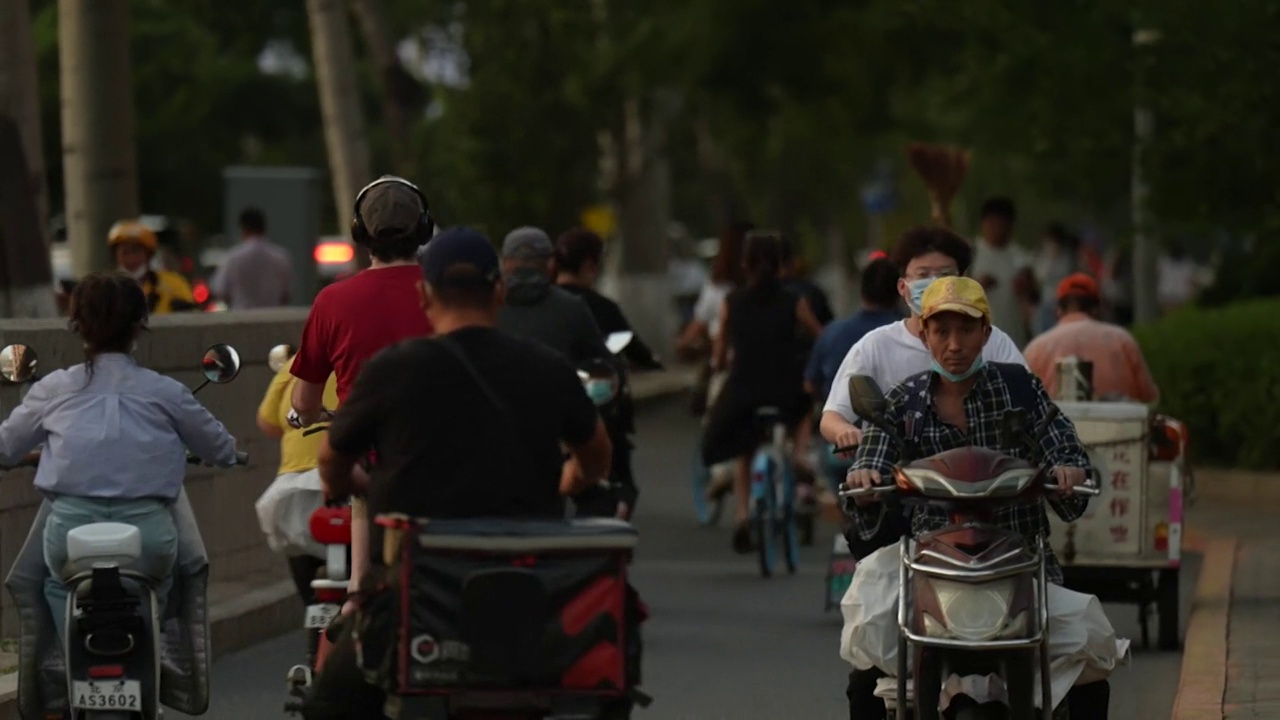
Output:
[842,363,1039,559]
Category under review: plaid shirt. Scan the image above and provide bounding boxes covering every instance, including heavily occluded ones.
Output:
[850,363,1094,584]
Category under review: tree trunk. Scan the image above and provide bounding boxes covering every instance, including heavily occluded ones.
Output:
[307,0,373,266]
[0,117,56,318]
[59,0,139,278]
[600,92,676,362]
[348,0,420,175]
[0,0,56,318]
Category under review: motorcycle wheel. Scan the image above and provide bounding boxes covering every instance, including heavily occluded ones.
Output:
[756,500,775,578]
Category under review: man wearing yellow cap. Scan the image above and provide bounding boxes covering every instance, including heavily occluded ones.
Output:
[108,220,198,313]
[840,277,1118,719]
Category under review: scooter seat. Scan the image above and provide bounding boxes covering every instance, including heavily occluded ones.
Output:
[62,523,143,580]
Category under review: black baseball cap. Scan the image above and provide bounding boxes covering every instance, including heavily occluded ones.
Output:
[418,227,499,286]
[361,178,424,238]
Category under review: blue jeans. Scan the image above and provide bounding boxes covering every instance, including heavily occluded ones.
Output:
[43,496,178,643]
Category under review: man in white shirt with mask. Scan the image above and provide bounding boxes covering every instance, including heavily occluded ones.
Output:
[819,226,1027,452]
[970,196,1038,348]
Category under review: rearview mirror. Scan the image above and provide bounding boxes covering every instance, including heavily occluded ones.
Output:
[0,344,38,384]
[847,374,888,420]
[605,331,634,355]
[200,344,241,384]
[268,344,296,373]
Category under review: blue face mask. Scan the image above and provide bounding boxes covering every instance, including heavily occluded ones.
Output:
[931,355,987,383]
[585,379,615,406]
[906,278,935,315]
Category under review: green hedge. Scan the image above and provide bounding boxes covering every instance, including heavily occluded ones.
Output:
[1132,299,1280,470]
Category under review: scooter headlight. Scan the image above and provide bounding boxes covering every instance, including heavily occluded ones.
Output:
[927,577,1018,642]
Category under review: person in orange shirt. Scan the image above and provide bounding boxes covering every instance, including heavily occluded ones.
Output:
[1024,273,1161,403]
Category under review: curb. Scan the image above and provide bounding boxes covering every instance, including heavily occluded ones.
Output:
[1170,536,1237,720]
[0,580,300,718]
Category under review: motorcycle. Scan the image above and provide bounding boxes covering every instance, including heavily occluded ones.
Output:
[1,342,250,720]
[259,343,352,715]
[571,331,634,520]
[837,374,1100,720]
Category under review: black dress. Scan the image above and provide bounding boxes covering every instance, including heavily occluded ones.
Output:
[701,282,808,466]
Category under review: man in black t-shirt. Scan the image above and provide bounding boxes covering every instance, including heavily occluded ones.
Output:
[304,227,613,720]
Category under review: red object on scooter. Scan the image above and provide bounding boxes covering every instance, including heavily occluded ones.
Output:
[309,505,352,545]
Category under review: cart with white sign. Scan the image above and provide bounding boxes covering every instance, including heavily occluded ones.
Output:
[1048,400,1192,651]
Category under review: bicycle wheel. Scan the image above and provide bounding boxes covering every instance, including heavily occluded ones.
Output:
[782,505,800,575]
[755,499,775,578]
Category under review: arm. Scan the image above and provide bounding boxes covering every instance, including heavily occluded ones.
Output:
[711,299,730,371]
[322,356,388,499]
[168,385,238,466]
[256,367,290,440]
[804,329,827,397]
[796,296,824,339]
[845,390,906,540]
[819,339,869,446]
[290,380,329,427]
[1026,374,1092,522]
[0,380,52,463]
[556,362,613,494]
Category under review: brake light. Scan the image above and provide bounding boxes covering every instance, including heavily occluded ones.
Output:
[192,280,210,304]
[1154,522,1169,552]
[314,242,354,264]
[315,588,346,603]
[88,664,124,679]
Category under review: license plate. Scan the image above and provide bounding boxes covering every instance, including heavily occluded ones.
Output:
[305,603,340,629]
[72,679,141,710]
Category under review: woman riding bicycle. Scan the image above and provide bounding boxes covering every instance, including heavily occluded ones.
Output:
[0,272,238,640]
[701,232,823,553]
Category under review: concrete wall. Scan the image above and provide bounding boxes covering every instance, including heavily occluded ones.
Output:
[0,309,309,636]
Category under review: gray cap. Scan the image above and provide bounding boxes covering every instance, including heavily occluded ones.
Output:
[360,179,423,238]
[501,226,553,259]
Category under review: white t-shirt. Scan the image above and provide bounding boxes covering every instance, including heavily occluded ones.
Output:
[822,320,1028,423]
[970,240,1033,348]
[692,282,732,339]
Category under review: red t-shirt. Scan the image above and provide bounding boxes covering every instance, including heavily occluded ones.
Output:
[291,265,434,403]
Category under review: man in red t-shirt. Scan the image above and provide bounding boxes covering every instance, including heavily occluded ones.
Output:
[291,176,436,415]
[288,175,436,612]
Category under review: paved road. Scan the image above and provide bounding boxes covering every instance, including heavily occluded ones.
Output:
[175,398,1194,719]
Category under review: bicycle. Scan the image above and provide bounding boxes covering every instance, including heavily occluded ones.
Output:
[749,407,800,577]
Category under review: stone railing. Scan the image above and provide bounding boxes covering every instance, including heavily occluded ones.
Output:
[0,309,309,635]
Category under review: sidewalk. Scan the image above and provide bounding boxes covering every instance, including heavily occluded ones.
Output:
[1173,469,1280,720]
[0,366,695,717]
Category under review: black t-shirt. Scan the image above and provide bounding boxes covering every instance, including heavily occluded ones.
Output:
[327,326,599,535]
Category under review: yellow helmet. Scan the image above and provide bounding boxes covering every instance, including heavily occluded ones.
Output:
[107,220,157,252]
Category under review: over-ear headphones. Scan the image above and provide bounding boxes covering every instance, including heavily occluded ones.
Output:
[349,175,435,247]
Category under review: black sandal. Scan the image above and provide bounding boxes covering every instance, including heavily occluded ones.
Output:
[732,521,754,554]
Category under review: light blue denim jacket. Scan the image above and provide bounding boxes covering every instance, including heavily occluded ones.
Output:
[0,353,237,499]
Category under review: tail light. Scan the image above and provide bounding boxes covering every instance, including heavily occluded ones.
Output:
[1154,522,1169,552]
[88,664,124,679]
[192,280,210,305]
[1150,418,1188,462]
[314,242,355,265]
[310,506,352,545]
[314,587,346,603]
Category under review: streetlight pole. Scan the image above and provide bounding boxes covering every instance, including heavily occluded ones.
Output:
[1131,27,1160,324]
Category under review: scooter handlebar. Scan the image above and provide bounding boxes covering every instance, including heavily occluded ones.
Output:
[837,484,897,499]
[1042,482,1101,496]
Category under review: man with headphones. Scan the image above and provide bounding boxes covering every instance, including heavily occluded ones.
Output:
[289,175,436,618]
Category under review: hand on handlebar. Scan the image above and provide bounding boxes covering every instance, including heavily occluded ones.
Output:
[833,426,862,458]
[1046,466,1098,496]
[842,469,887,507]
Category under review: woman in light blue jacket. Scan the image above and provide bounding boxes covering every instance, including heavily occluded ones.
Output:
[0,272,238,640]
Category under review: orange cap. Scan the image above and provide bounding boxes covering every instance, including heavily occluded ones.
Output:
[1057,273,1099,301]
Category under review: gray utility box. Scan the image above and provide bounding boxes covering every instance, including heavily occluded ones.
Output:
[223,166,324,305]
